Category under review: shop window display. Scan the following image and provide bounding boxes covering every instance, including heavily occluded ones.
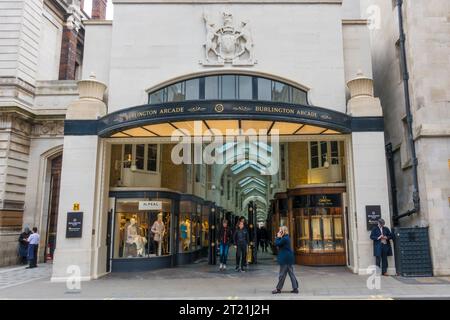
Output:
[179,214,192,252]
[114,199,172,258]
[201,205,210,248]
[293,194,344,254]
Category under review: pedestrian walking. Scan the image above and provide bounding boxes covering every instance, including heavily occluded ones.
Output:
[260,226,268,253]
[234,220,249,272]
[272,226,299,294]
[218,219,233,271]
[26,227,40,269]
[370,218,393,276]
[18,227,31,265]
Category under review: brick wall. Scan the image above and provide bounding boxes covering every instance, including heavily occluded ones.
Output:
[92,0,107,20]
[58,26,78,80]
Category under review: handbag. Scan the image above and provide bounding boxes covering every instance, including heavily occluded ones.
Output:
[247,245,253,264]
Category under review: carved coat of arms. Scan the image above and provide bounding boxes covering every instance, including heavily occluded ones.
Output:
[201,12,256,66]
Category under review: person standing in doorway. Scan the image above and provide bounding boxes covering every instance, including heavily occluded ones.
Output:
[272,226,299,294]
[26,227,40,269]
[234,221,249,272]
[218,219,233,271]
[18,227,31,265]
[370,218,393,276]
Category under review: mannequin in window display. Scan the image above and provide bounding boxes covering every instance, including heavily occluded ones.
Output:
[151,213,165,256]
[202,220,209,247]
[180,218,191,251]
[126,218,139,257]
[135,234,147,257]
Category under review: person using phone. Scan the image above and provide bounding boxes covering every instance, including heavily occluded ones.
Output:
[272,226,299,294]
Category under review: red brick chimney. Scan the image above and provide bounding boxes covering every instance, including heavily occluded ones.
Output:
[91,0,107,20]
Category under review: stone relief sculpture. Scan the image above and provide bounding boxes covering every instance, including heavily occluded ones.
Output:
[201,12,256,66]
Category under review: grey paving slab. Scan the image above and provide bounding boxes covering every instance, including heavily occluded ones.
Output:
[0,252,450,299]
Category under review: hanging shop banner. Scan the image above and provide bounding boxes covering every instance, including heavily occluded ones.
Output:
[366,205,382,231]
[139,201,162,211]
[66,212,83,238]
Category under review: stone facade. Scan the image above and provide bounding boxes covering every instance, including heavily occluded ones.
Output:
[361,0,450,275]
[0,0,86,266]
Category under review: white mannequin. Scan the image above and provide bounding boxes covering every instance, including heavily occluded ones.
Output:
[126,218,138,257]
[151,213,165,256]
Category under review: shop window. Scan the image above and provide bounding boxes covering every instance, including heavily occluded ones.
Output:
[122,144,159,172]
[114,199,172,259]
[310,142,319,169]
[179,201,203,252]
[309,141,340,169]
[123,144,132,168]
[330,141,339,165]
[293,194,344,254]
[320,142,327,167]
[147,144,157,172]
[201,205,210,249]
[135,144,145,170]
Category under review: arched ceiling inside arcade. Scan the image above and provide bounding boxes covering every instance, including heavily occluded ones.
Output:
[216,140,273,222]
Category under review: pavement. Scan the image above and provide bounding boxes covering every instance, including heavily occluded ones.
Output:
[1,251,450,300]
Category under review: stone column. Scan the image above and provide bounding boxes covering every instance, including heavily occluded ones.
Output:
[51,75,107,282]
[347,72,394,275]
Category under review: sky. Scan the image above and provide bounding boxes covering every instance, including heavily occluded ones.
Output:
[83,0,115,20]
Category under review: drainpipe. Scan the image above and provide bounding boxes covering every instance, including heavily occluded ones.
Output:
[394,0,420,222]
[385,143,399,224]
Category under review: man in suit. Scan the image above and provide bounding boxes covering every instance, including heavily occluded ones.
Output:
[370,218,393,276]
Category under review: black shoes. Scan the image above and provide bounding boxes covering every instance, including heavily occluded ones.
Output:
[272,289,281,294]
[271,288,299,294]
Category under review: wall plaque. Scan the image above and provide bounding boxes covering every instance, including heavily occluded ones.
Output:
[366,205,381,231]
[66,212,83,238]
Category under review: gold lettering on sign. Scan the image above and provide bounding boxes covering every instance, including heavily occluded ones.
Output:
[159,107,184,114]
[135,110,157,118]
[255,106,295,114]
[297,110,318,118]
